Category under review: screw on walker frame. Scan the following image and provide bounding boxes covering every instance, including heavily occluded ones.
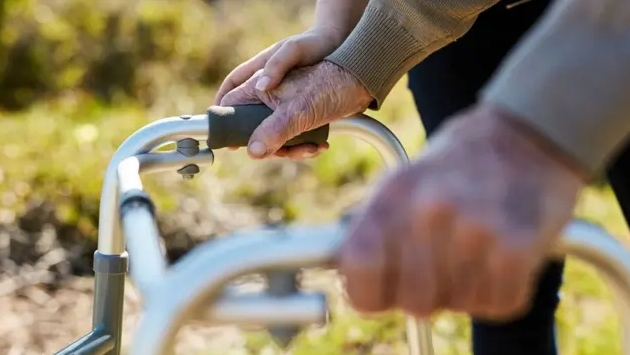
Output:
[53,104,630,355]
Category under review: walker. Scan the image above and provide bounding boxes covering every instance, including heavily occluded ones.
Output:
[53,105,630,355]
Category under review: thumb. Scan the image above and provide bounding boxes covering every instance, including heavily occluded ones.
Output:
[220,75,262,107]
[255,40,303,91]
[247,105,299,159]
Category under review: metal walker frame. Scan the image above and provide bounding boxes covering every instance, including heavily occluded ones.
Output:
[53,110,630,355]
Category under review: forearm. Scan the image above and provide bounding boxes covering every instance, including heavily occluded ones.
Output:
[325,0,499,107]
[481,0,630,176]
[327,0,630,176]
[314,0,369,42]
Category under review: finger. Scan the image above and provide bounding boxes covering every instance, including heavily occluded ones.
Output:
[466,270,495,318]
[485,246,538,320]
[220,75,263,107]
[215,42,284,105]
[395,218,436,318]
[284,144,318,160]
[256,39,305,91]
[396,203,452,318]
[339,207,390,313]
[272,144,328,159]
[446,218,494,312]
[397,242,433,318]
[246,102,308,159]
[340,172,416,313]
[273,147,289,158]
[285,143,329,160]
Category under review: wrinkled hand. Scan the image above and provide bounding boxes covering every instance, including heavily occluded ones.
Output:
[220,61,373,160]
[215,27,343,159]
[215,28,346,159]
[216,28,344,105]
[339,104,587,321]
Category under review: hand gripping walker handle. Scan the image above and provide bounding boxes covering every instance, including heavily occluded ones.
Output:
[206,105,330,149]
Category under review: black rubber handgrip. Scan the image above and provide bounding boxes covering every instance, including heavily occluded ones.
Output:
[206,105,330,149]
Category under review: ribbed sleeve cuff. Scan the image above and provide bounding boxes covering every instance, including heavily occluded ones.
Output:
[325,2,424,109]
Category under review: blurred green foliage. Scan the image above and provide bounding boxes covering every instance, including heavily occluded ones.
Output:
[0,0,309,110]
[0,0,422,238]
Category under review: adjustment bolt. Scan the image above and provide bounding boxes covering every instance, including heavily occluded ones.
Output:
[177,164,200,180]
[177,138,200,157]
[180,114,192,120]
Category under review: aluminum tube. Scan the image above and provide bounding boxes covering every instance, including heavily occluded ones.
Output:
[130,220,630,355]
[99,114,208,254]
[200,292,328,327]
[120,207,166,296]
[117,156,168,296]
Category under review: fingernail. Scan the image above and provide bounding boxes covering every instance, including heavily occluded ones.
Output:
[248,141,267,157]
[302,147,319,159]
[302,151,317,159]
[255,76,271,91]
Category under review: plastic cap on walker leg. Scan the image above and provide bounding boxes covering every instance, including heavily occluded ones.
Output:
[269,325,300,349]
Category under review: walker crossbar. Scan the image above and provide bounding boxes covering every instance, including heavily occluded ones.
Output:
[54,105,630,355]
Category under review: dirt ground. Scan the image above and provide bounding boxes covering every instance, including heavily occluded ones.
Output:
[0,169,358,355]
[0,271,345,355]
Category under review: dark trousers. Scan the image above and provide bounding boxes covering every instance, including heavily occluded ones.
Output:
[407,0,630,354]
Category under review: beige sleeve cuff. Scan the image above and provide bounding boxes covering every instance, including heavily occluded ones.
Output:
[325,0,495,109]
[325,2,425,109]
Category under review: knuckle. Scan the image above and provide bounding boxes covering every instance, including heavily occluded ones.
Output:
[283,38,303,53]
[265,56,284,73]
[265,113,292,141]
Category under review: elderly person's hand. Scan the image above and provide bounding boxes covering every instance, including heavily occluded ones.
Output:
[340,104,587,320]
[215,25,359,159]
[219,61,372,159]
[215,0,368,159]
[215,28,346,106]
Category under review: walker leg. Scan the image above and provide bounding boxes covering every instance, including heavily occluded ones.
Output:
[54,328,115,355]
[91,251,129,355]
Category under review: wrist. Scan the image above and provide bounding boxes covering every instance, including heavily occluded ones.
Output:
[321,60,372,113]
[500,109,591,183]
[446,104,592,184]
[307,26,347,49]
[313,0,368,45]
[466,104,592,183]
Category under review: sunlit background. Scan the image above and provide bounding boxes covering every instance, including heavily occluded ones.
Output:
[0,0,626,354]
